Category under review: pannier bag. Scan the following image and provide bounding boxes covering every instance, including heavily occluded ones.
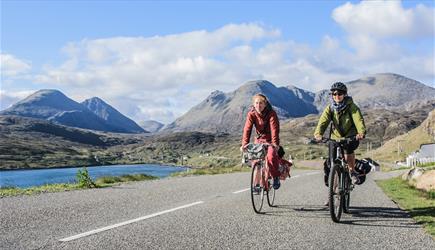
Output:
[323,158,371,186]
[278,159,291,180]
[354,159,372,185]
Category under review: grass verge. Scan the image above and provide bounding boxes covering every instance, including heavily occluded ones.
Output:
[171,165,250,177]
[0,174,157,197]
[377,177,435,237]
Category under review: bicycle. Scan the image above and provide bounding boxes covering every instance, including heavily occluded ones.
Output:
[242,143,276,213]
[311,136,357,222]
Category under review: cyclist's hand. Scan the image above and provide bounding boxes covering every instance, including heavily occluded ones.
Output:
[240,145,247,152]
[356,134,365,141]
[314,135,322,142]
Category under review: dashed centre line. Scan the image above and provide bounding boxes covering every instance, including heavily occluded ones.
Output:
[59,201,204,242]
[231,171,320,194]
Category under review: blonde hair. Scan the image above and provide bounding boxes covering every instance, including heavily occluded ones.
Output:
[252,93,268,104]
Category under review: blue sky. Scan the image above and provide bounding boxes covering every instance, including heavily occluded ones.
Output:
[1,0,434,123]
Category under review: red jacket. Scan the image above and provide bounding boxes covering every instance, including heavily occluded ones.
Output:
[242,105,280,146]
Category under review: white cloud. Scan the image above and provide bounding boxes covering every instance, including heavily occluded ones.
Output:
[0,53,32,77]
[332,0,433,39]
[331,0,434,60]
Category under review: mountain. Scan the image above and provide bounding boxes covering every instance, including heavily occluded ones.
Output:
[139,120,164,133]
[314,73,435,111]
[164,73,434,134]
[0,89,86,119]
[82,97,146,133]
[0,89,145,134]
[163,80,318,133]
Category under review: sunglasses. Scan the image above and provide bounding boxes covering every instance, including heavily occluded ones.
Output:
[331,92,344,96]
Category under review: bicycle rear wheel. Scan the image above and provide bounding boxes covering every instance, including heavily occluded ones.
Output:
[251,163,264,213]
[267,178,276,207]
[328,164,343,222]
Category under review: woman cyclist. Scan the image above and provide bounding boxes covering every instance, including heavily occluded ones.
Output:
[241,93,281,189]
[314,82,366,186]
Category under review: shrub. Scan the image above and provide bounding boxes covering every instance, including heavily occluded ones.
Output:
[76,167,97,188]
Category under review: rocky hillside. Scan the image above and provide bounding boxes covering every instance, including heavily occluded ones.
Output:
[369,109,435,162]
[0,115,148,169]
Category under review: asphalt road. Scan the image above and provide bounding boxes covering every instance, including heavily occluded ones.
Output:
[1,170,434,249]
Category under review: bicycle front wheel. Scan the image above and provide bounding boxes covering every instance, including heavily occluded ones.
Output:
[267,178,276,207]
[251,164,264,213]
[328,164,343,222]
[343,173,351,214]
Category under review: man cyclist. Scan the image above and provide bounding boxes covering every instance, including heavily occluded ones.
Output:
[314,82,366,187]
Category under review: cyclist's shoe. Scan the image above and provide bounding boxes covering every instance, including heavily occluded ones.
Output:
[273,177,280,190]
[252,184,261,194]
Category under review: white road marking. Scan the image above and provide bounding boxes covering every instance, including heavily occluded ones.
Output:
[59,201,204,242]
[232,172,320,193]
[305,172,320,176]
[233,188,251,194]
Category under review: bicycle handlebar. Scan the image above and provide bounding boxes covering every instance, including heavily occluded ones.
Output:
[241,142,273,152]
[309,136,358,145]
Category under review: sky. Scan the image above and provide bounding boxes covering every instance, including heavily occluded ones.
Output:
[1,0,434,124]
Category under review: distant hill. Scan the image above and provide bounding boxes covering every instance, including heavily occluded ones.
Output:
[314,73,435,111]
[0,89,145,134]
[139,120,164,133]
[163,80,318,133]
[82,97,146,133]
[0,115,143,169]
[369,109,435,162]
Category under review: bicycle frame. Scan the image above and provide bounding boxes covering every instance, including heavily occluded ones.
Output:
[314,136,356,222]
[252,152,270,191]
[329,141,351,196]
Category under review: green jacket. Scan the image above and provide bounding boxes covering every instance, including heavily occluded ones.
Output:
[314,98,366,140]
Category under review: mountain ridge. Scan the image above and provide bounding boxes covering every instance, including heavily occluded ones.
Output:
[164,73,435,134]
[0,89,146,134]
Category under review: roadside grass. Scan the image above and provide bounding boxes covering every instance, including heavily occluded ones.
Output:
[0,183,82,197]
[95,174,158,186]
[0,174,157,197]
[171,165,250,177]
[418,162,435,168]
[377,177,435,237]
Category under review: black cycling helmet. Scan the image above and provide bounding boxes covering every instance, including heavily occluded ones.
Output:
[330,82,347,93]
